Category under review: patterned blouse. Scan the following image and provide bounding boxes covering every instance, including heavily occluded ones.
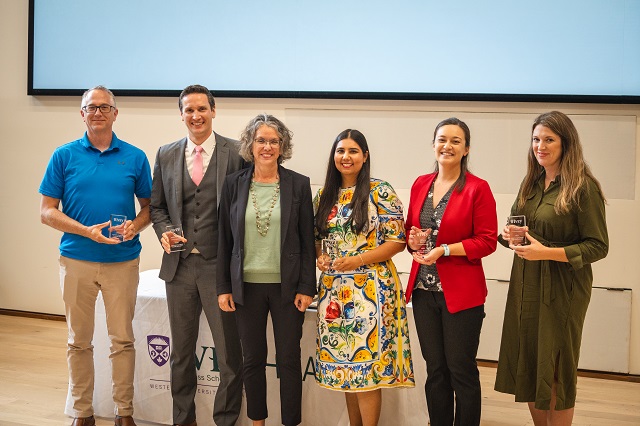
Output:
[415,181,454,292]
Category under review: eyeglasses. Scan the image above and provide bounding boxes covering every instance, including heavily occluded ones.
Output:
[254,138,281,147]
[82,104,115,114]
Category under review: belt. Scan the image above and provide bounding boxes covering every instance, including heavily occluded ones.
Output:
[530,232,574,306]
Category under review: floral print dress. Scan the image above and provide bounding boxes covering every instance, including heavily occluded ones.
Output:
[314,178,414,392]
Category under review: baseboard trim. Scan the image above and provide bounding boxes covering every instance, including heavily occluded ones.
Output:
[0,308,65,321]
[1,310,638,382]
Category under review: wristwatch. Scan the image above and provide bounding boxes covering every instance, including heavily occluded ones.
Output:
[441,244,450,257]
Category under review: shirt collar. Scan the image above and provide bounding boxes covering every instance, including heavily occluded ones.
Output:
[536,170,561,188]
[81,131,120,152]
[187,132,216,155]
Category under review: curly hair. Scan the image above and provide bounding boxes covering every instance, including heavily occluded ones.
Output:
[238,114,293,164]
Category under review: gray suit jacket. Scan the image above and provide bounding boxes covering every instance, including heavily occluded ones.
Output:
[150,133,245,282]
[217,165,317,305]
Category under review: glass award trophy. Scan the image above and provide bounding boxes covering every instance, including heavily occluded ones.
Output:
[321,238,339,271]
[165,225,186,252]
[415,228,433,255]
[109,214,127,241]
[507,215,527,246]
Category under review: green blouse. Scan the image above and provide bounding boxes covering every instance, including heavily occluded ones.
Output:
[243,182,281,283]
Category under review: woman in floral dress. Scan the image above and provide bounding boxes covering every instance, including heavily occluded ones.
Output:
[314,129,414,426]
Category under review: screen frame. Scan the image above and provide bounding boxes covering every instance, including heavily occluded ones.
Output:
[27,0,640,105]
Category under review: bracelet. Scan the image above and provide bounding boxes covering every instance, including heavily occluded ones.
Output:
[441,244,450,257]
[357,253,365,265]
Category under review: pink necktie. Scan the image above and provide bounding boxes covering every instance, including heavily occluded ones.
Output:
[192,145,204,186]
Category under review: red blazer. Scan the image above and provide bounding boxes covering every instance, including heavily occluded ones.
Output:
[405,172,497,313]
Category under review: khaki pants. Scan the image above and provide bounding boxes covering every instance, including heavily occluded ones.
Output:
[59,256,139,417]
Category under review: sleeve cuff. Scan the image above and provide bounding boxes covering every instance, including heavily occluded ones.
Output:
[564,245,584,270]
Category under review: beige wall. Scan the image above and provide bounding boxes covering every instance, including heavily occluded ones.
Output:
[3,2,640,373]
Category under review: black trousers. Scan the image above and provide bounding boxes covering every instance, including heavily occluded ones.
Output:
[412,290,484,426]
[235,283,305,426]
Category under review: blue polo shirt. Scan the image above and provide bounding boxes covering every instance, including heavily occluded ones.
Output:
[39,132,152,263]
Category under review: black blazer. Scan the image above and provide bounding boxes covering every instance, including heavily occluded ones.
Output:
[217,165,317,305]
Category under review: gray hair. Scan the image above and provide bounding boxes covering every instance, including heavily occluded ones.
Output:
[81,85,116,108]
[239,114,293,164]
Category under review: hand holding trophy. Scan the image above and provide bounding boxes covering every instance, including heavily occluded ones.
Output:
[321,238,339,272]
[507,215,527,246]
[165,225,186,252]
[415,227,433,255]
[109,214,127,242]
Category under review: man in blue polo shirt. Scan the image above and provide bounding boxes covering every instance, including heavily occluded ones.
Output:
[39,86,152,426]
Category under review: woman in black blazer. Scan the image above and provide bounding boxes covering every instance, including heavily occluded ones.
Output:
[217,114,316,426]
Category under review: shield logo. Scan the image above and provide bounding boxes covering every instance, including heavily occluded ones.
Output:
[147,335,170,367]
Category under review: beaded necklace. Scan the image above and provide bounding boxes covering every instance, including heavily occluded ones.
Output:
[250,179,280,237]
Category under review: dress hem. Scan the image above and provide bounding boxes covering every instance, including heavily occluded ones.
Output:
[314,381,416,393]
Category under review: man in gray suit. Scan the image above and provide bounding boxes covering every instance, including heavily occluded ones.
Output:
[150,85,244,426]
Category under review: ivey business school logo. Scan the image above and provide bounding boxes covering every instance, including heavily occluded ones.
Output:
[146,335,317,388]
[147,334,316,394]
[147,335,170,367]
[147,335,223,389]
[147,335,220,372]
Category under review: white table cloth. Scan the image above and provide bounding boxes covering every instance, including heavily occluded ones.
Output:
[85,269,429,425]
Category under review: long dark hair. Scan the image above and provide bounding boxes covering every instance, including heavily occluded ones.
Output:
[432,117,471,192]
[315,129,371,237]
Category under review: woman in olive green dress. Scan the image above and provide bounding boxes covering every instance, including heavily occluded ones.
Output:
[494,111,608,426]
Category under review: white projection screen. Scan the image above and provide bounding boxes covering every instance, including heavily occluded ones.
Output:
[28,0,640,102]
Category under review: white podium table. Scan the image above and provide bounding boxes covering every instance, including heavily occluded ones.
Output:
[88,270,429,425]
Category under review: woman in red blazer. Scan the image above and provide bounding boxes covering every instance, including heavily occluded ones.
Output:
[405,117,497,426]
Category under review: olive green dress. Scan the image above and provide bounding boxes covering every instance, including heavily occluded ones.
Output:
[494,174,608,410]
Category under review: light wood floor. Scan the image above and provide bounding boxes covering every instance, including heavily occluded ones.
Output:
[1,314,639,426]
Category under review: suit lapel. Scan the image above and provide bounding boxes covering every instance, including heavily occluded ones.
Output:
[413,173,436,226]
[237,168,252,247]
[440,176,461,236]
[215,133,230,207]
[279,166,292,250]
[173,138,188,222]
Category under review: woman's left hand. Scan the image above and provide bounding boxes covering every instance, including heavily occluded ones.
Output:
[294,294,313,312]
[331,255,362,272]
[218,293,236,312]
[412,246,444,266]
[510,232,548,261]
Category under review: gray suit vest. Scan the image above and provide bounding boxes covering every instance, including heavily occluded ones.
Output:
[180,151,218,259]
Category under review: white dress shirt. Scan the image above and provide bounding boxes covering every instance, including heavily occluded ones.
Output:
[185,132,216,179]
